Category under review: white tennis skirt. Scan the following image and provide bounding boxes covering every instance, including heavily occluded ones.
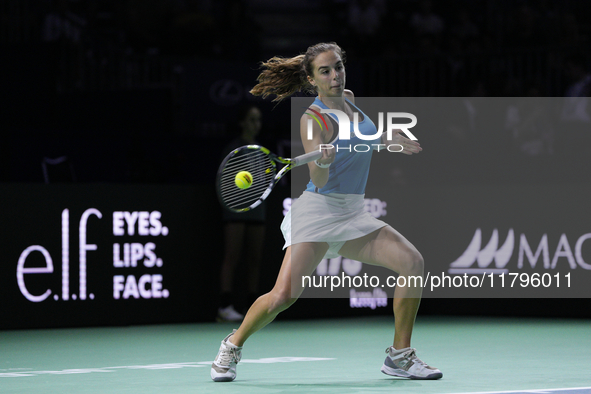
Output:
[281,191,388,259]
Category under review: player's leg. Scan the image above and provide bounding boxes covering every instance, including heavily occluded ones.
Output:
[211,242,328,382]
[230,242,328,346]
[339,225,423,347]
[338,225,442,380]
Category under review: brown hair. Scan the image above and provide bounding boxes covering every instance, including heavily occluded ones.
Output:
[250,42,346,102]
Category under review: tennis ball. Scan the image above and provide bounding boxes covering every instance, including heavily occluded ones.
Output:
[235,171,253,189]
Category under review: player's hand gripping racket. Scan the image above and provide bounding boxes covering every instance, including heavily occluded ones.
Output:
[217,145,322,212]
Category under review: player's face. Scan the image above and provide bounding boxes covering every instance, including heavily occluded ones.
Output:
[309,50,345,97]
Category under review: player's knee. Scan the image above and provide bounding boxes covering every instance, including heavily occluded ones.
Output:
[402,250,424,276]
[267,287,297,314]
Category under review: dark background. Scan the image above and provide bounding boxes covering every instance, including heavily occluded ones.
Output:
[1,0,590,328]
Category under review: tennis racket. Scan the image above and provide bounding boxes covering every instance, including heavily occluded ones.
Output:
[217,145,322,212]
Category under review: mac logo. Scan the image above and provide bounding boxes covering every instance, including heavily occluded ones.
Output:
[448,228,591,274]
[449,229,514,274]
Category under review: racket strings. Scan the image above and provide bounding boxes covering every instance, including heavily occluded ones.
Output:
[218,149,276,210]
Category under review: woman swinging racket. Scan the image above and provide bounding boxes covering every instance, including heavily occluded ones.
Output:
[211,42,442,382]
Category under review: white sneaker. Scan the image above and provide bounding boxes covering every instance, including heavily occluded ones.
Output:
[217,305,244,322]
[211,330,242,382]
[381,347,442,380]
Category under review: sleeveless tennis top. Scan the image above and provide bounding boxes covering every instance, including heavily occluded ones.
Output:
[305,97,380,195]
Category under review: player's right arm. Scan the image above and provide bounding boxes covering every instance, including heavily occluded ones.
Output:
[300,110,335,189]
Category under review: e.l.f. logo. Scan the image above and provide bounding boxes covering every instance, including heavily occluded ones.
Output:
[16,209,101,302]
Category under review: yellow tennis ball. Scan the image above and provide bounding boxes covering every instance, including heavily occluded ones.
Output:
[235,171,253,189]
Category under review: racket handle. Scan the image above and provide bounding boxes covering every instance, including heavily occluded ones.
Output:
[292,150,323,167]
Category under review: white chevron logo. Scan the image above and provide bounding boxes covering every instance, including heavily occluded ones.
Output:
[449,229,514,274]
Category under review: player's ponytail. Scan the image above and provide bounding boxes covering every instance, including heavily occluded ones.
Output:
[250,54,307,102]
[250,42,345,103]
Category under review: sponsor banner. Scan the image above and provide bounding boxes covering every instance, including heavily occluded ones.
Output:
[289,97,591,298]
[0,184,219,329]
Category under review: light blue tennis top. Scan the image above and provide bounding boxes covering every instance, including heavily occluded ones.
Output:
[305,97,380,195]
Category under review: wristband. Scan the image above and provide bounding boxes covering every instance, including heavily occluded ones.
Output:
[314,160,331,169]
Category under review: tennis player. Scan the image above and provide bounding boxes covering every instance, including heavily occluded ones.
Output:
[211,42,442,382]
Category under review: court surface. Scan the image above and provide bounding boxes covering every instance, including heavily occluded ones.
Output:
[2,316,590,394]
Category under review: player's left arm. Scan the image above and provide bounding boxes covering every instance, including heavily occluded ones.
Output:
[385,130,422,155]
[300,111,335,189]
